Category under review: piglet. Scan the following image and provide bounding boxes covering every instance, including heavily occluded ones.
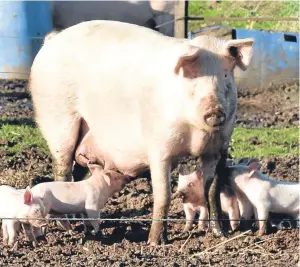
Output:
[175,166,209,232]
[175,165,240,232]
[31,163,130,235]
[228,161,300,236]
[0,185,47,247]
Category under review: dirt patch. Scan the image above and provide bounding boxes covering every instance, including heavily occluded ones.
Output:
[236,83,299,128]
[0,80,299,266]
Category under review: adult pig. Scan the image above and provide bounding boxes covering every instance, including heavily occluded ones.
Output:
[29,20,254,245]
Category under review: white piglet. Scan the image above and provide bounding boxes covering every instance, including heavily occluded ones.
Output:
[0,185,47,247]
[31,163,130,235]
[228,161,300,235]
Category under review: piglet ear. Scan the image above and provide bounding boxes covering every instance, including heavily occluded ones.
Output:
[247,161,261,177]
[224,38,254,71]
[87,162,101,174]
[24,186,33,205]
[174,46,201,78]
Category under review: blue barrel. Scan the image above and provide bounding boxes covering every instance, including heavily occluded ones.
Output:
[0,1,53,79]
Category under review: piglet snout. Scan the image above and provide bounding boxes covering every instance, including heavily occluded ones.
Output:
[204,110,226,128]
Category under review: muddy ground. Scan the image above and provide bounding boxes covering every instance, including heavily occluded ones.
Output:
[0,80,299,266]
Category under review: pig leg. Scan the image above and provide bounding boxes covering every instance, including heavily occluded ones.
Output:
[254,206,269,236]
[236,196,253,230]
[183,204,196,232]
[22,223,38,247]
[200,154,226,237]
[7,220,19,247]
[85,207,100,235]
[55,216,73,233]
[147,159,171,246]
[2,220,9,245]
[81,212,90,234]
[228,206,240,231]
[198,205,209,232]
[34,108,81,181]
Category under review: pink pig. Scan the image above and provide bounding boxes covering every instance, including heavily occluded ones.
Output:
[175,166,208,232]
[228,161,300,236]
[0,185,47,247]
[31,163,130,235]
[175,165,240,232]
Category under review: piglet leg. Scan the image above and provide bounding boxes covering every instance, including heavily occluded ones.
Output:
[183,205,195,232]
[198,205,209,232]
[254,206,269,236]
[2,220,9,245]
[22,223,38,247]
[7,220,19,247]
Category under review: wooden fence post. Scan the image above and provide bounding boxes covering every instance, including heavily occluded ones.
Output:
[174,0,188,38]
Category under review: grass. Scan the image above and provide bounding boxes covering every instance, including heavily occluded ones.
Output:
[0,124,50,155]
[229,127,299,158]
[188,1,299,33]
[0,122,298,159]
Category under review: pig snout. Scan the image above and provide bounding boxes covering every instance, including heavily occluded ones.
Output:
[204,107,226,128]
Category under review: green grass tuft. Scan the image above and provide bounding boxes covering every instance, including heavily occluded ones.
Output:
[188,1,299,33]
[229,127,299,158]
[0,124,50,155]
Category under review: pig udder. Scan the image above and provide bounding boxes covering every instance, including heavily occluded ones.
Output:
[74,120,116,170]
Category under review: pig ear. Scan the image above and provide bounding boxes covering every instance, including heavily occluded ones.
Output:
[174,46,201,78]
[247,161,261,177]
[24,186,33,205]
[224,38,254,71]
[87,162,101,174]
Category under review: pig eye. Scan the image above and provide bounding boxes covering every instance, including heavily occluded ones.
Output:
[188,182,194,187]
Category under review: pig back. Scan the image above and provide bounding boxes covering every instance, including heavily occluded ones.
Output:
[30,20,185,174]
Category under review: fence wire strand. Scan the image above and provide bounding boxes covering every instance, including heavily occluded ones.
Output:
[0,217,298,223]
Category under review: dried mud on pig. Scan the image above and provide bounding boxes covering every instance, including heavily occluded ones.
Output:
[0,80,299,266]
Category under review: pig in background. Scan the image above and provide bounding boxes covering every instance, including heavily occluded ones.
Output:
[30,163,130,236]
[174,164,240,234]
[0,185,47,248]
[227,159,300,236]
